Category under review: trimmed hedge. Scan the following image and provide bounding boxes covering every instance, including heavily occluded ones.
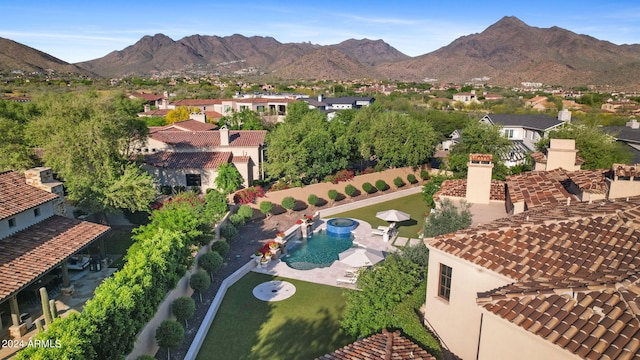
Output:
[362,182,375,194]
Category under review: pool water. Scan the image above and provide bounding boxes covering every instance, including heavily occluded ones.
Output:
[282,231,353,270]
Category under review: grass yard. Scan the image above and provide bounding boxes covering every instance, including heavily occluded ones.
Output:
[197,272,355,360]
[331,193,429,239]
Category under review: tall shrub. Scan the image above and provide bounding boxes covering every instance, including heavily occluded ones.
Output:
[190,270,211,303]
[282,196,296,215]
[307,194,319,209]
[172,296,195,328]
[328,189,338,205]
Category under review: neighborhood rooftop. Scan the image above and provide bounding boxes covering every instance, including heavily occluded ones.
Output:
[0,171,59,220]
[317,329,437,360]
[148,129,266,148]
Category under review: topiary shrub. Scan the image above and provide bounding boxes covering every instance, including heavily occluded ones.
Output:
[189,270,211,303]
[220,223,238,241]
[393,176,405,188]
[171,296,195,328]
[307,194,319,208]
[228,213,245,227]
[156,319,185,360]
[282,196,296,214]
[345,184,357,199]
[375,179,388,192]
[259,201,273,218]
[420,169,430,181]
[198,251,224,279]
[328,189,338,205]
[362,182,375,194]
[407,174,418,184]
[237,204,254,220]
[211,240,230,257]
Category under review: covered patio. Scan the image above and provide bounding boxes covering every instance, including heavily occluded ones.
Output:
[0,215,110,347]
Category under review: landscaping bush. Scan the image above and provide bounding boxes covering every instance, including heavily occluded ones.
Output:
[123,210,151,225]
[393,176,405,188]
[362,182,375,194]
[420,169,430,181]
[281,196,296,214]
[190,186,201,194]
[307,194,319,208]
[237,204,254,220]
[345,184,357,199]
[361,167,375,175]
[220,223,238,241]
[160,185,173,195]
[211,239,230,257]
[173,185,186,193]
[259,201,274,218]
[190,270,211,303]
[156,319,184,360]
[375,179,388,192]
[198,251,224,279]
[268,180,290,192]
[233,186,265,204]
[328,189,338,204]
[228,213,245,227]
[172,296,196,327]
[407,173,418,184]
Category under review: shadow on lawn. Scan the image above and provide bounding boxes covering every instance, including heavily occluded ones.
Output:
[254,307,354,360]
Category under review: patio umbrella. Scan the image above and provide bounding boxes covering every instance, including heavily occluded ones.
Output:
[339,248,385,267]
[376,209,410,223]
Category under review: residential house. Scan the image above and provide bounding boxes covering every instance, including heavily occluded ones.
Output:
[0,168,109,339]
[525,95,550,110]
[452,90,478,105]
[425,151,640,359]
[479,111,569,166]
[168,97,294,123]
[603,119,640,163]
[302,94,375,110]
[136,120,266,192]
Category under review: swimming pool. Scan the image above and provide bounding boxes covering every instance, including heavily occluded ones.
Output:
[282,231,353,270]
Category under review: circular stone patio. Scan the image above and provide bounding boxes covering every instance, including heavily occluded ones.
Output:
[252,280,296,301]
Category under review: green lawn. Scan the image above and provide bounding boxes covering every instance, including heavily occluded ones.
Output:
[197,272,355,360]
[331,193,429,239]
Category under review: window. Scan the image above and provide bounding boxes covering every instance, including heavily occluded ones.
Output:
[504,129,514,138]
[257,105,265,112]
[438,264,452,300]
[8,218,16,228]
[34,208,41,217]
[186,174,201,187]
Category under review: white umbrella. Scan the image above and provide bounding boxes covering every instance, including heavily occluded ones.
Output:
[339,248,385,267]
[376,209,410,223]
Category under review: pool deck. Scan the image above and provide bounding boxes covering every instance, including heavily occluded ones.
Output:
[252,218,397,288]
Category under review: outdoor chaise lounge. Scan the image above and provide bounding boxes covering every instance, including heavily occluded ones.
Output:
[336,276,358,285]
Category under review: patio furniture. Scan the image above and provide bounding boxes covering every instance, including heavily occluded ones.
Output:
[336,276,358,284]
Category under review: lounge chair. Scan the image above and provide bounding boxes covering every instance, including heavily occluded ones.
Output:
[336,276,358,284]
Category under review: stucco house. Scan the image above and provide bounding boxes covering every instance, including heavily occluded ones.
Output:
[302,95,375,110]
[136,119,266,192]
[0,168,109,339]
[425,146,640,359]
[452,91,478,104]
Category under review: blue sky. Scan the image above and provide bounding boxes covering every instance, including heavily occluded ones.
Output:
[1,1,639,63]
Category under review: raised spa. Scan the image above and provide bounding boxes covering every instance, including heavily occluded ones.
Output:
[326,218,359,236]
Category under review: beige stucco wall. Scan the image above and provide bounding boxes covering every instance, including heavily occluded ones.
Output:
[607,178,640,199]
[424,247,512,360]
[546,139,580,171]
[466,162,493,204]
[0,201,55,239]
[478,309,580,360]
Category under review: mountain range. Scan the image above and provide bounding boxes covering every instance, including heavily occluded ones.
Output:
[2,16,640,88]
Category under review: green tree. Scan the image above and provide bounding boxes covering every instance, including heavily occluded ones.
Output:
[204,189,229,225]
[307,194,319,209]
[25,91,156,220]
[328,189,338,205]
[215,163,243,194]
[220,108,265,130]
[345,184,357,199]
[259,200,274,219]
[189,270,211,303]
[281,196,296,215]
[155,320,185,360]
[423,198,472,237]
[171,296,196,327]
[448,120,511,180]
[341,254,422,337]
[211,240,230,257]
[537,123,633,169]
[198,251,223,280]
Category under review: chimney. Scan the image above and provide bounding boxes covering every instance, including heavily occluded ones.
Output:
[220,125,229,146]
[24,167,67,216]
[558,109,571,122]
[318,93,324,102]
[190,112,206,123]
[546,139,579,171]
[466,154,493,204]
[144,104,150,112]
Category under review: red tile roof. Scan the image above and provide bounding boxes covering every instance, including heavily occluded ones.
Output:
[479,270,640,359]
[150,119,217,133]
[469,153,493,163]
[130,93,164,101]
[0,171,59,220]
[171,99,222,106]
[434,179,506,202]
[568,169,609,194]
[140,109,170,116]
[530,151,584,166]
[613,163,640,178]
[317,329,437,360]
[142,151,232,169]
[506,169,573,208]
[0,215,110,302]
[149,130,266,148]
[232,155,251,164]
